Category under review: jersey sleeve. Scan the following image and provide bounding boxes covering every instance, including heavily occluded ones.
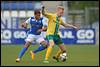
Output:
[42,17,48,27]
[25,17,31,24]
[60,18,64,25]
[43,12,53,19]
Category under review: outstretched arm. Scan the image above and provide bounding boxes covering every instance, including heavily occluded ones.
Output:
[61,22,79,30]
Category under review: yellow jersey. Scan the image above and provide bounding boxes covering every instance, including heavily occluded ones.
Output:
[43,13,63,35]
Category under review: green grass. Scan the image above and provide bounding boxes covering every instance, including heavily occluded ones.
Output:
[1,45,99,66]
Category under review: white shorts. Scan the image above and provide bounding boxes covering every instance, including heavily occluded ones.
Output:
[25,34,45,44]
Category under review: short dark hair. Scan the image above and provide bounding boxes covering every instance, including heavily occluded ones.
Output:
[34,9,41,14]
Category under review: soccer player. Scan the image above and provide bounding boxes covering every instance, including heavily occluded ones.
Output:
[16,9,49,62]
[42,6,78,63]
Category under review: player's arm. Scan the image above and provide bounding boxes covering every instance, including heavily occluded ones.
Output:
[41,6,46,15]
[37,18,48,33]
[20,22,28,29]
[37,20,48,33]
[39,26,47,32]
[41,6,52,18]
[20,18,31,29]
[62,23,78,29]
[37,26,47,33]
[42,26,47,31]
[61,21,78,30]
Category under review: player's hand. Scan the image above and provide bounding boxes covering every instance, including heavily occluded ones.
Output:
[41,5,45,9]
[74,25,80,30]
[21,23,24,27]
[41,5,45,12]
[74,26,78,30]
[37,29,43,33]
[20,23,27,29]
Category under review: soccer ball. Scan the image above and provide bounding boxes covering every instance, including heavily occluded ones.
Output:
[59,53,68,62]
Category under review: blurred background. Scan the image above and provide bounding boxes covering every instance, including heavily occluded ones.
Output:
[1,1,99,45]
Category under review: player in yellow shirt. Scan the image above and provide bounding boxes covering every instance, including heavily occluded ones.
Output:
[42,6,78,63]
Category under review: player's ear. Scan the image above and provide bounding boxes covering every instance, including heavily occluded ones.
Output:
[56,8,59,13]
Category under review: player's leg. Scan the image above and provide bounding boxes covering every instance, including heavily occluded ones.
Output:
[53,48,62,62]
[53,34,67,62]
[16,34,34,62]
[32,44,47,54]
[58,44,68,62]
[30,37,48,60]
[43,35,55,63]
[30,44,47,60]
[33,38,48,53]
[53,45,67,62]
[16,42,31,62]
[58,44,67,53]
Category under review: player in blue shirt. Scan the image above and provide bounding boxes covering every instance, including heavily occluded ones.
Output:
[16,9,49,62]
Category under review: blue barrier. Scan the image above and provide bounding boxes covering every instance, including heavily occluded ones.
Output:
[60,28,95,44]
[1,2,34,10]
[1,28,95,45]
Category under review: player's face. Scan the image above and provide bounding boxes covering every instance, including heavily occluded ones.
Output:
[57,8,64,17]
[34,11,41,19]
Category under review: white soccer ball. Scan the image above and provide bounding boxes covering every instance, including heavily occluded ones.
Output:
[59,53,68,62]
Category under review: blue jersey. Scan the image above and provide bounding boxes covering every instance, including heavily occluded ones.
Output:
[25,16,45,35]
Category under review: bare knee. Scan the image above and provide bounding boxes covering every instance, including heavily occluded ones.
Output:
[40,41,48,48]
[49,40,54,47]
[24,41,31,48]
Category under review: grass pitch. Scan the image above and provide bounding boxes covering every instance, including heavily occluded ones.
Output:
[1,45,99,66]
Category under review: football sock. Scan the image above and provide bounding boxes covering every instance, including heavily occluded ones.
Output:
[45,46,52,60]
[18,47,27,58]
[55,48,62,58]
[33,45,46,53]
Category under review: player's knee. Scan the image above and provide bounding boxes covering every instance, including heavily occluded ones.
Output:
[49,40,54,47]
[51,44,54,47]
[49,42,54,47]
[24,41,31,48]
[40,41,48,48]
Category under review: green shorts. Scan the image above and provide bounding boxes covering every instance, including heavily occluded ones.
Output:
[46,34,63,45]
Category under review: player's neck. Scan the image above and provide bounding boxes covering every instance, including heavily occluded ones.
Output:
[56,13,61,18]
[35,17,40,20]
